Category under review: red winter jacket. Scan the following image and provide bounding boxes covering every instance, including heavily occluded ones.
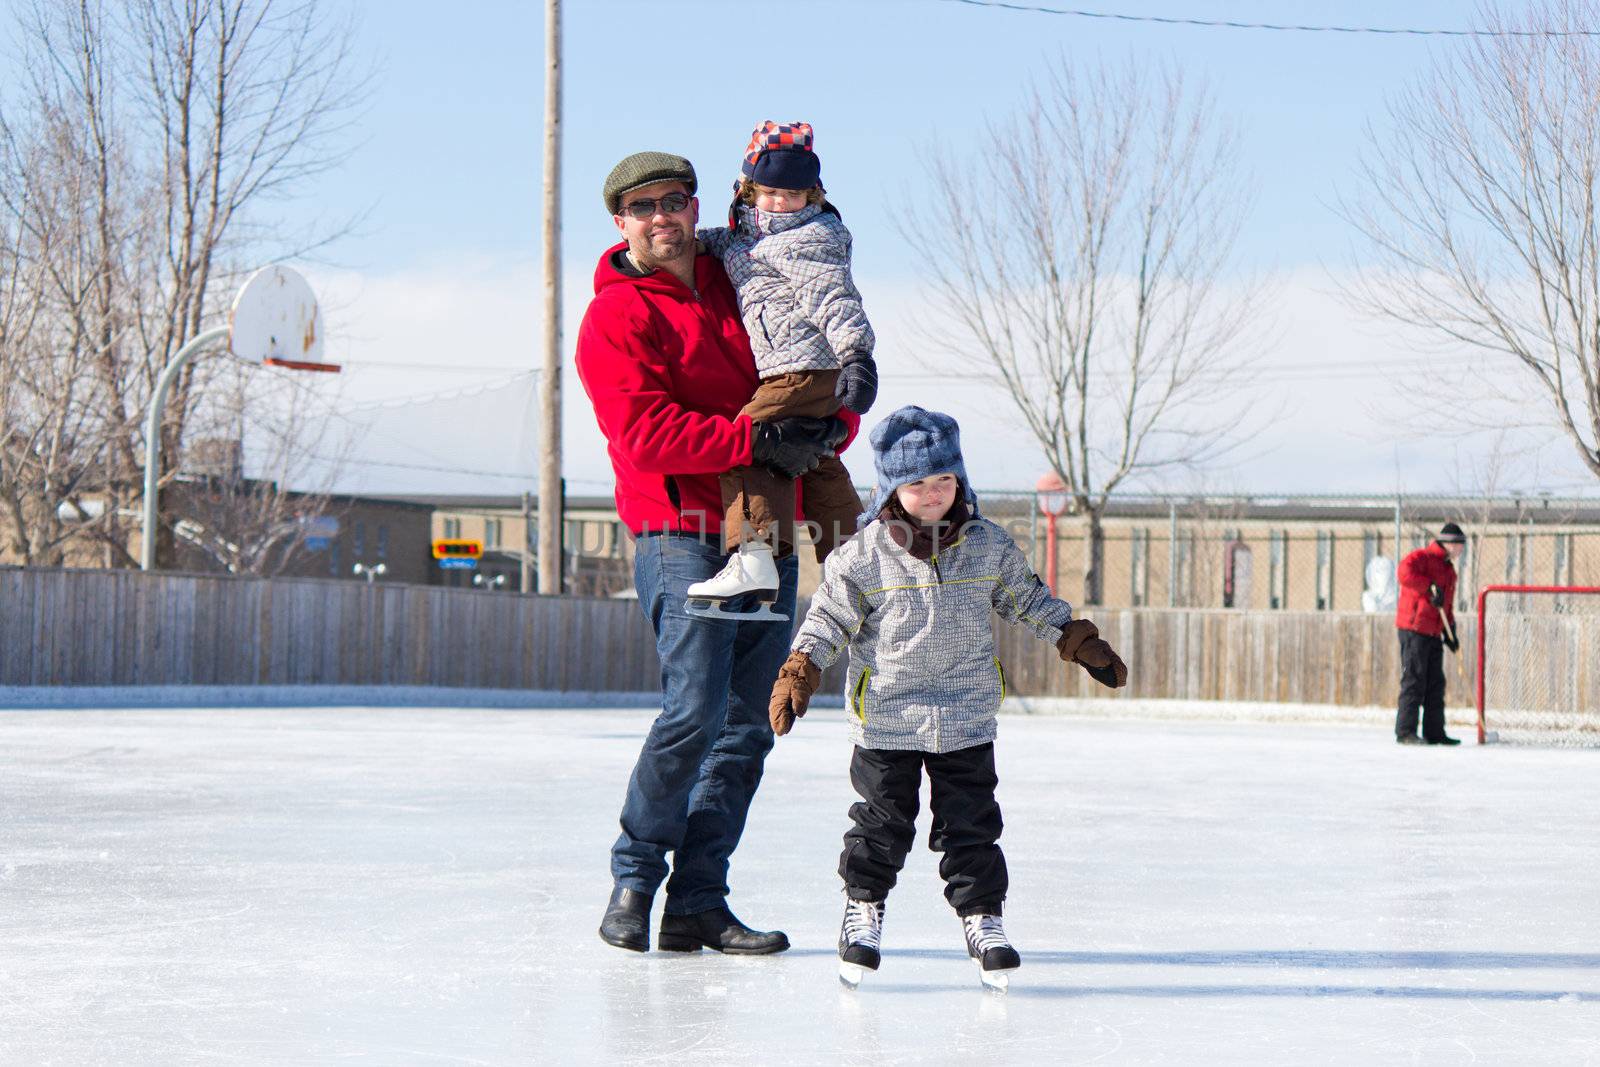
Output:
[1396,541,1457,636]
[575,244,857,536]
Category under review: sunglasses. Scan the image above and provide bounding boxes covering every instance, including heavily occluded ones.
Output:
[619,192,691,220]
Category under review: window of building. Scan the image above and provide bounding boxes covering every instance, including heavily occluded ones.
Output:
[376,524,389,560]
[1224,538,1253,609]
[1173,529,1196,607]
[329,540,341,578]
[1504,531,1526,584]
[1316,530,1335,611]
[1362,530,1380,570]
[1130,528,1149,607]
[485,518,502,549]
[353,521,366,559]
[1554,531,1573,585]
[443,517,462,539]
[1268,530,1288,610]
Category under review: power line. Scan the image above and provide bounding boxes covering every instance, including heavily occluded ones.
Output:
[337,360,539,373]
[939,0,1600,37]
[304,452,535,481]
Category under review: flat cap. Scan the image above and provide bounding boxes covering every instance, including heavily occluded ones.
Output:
[603,151,698,214]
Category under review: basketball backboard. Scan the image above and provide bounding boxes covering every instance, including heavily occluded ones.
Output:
[229,265,339,372]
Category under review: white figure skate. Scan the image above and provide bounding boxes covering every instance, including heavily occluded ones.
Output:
[684,541,788,622]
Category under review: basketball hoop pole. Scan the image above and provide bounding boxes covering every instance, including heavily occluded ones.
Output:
[140,326,232,572]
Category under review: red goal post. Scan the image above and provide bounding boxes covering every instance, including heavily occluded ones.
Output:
[1475,584,1600,745]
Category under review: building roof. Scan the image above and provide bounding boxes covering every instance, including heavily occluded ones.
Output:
[978,491,1600,526]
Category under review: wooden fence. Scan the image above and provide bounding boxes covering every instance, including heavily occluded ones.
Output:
[995,609,1475,707]
[0,568,661,691]
[1,567,1476,706]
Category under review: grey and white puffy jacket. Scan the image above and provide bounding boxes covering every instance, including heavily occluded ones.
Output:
[792,517,1074,754]
[698,203,874,379]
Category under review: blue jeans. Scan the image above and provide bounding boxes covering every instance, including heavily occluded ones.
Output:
[612,532,798,915]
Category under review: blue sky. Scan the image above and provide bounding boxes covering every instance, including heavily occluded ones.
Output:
[6,0,1594,498]
[320,0,1447,274]
[6,0,1445,271]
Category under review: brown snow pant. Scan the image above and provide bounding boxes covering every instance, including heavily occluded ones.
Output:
[722,369,861,562]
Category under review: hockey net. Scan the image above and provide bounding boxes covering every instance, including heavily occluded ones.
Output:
[1475,585,1600,746]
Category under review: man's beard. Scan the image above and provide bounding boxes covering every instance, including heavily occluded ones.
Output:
[642,224,692,264]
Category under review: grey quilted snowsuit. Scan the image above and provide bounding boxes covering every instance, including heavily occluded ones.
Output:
[698,202,874,379]
[792,516,1075,754]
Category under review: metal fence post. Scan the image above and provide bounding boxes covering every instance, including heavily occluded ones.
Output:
[1168,500,1178,608]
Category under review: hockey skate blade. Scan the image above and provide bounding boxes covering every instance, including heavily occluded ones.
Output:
[683,599,789,623]
[975,961,1016,993]
[838,961,866,989]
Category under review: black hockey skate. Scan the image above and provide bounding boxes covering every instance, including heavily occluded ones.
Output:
[962,913,1020,992]
[838,898,885,988]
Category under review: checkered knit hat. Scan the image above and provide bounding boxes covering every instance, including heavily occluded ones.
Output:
[741,121,822,191]
[861,406,979,525]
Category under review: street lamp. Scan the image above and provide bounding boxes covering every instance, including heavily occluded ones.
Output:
[353,562,387,584]
[473,572,508,591]
[1035,471,1070,596]
[140,266,339,571]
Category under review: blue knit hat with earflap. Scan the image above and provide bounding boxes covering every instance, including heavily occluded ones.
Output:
[741,121,822,191]
[860,406,979,526]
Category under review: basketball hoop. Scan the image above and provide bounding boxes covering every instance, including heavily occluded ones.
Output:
[229,265,341,373]
[141,264,341,570]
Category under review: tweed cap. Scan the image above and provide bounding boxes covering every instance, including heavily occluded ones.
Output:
[861,406,980,526]
[602,151,698,214]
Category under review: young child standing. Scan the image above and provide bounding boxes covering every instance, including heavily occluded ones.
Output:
[767,406,1128,990]
[685,121,878,619]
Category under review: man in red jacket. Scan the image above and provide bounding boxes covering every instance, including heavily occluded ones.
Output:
[576,152,849,956]
[1394,522,1467,745]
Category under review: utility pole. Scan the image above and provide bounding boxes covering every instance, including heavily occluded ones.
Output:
[521,491,535,593]
[537,0,564,597]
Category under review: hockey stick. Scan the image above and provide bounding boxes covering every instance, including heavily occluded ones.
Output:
[1439,608,1460,654]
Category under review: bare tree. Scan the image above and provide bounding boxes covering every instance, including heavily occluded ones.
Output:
[901,58,1264,604]
[169,364,349,575]
[1345,0,1600,486]
[0,74,128,566]
[0,0,363,569]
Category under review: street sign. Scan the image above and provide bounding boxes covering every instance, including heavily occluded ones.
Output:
[301,515,338,553]
[433,538,482,560]
[438,557,478,570]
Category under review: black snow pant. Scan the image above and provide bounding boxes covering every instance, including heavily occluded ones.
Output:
[1396,629,1447,741]
[838,742,1007,916]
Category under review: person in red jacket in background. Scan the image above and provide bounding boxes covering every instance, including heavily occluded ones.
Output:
[1394,522,1468,745]
[576,152,853,957]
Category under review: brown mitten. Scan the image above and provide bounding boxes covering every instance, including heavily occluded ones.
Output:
[1056,619,1129,689]
[769,651,821,736]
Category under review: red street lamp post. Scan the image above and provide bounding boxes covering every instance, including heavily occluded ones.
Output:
[1036,472,1070,596]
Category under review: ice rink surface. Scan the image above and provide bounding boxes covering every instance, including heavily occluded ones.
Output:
[2,706,1597,1065]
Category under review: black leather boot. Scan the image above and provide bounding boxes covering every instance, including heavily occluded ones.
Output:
[599,886,653,952]
[657,905,790,955]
